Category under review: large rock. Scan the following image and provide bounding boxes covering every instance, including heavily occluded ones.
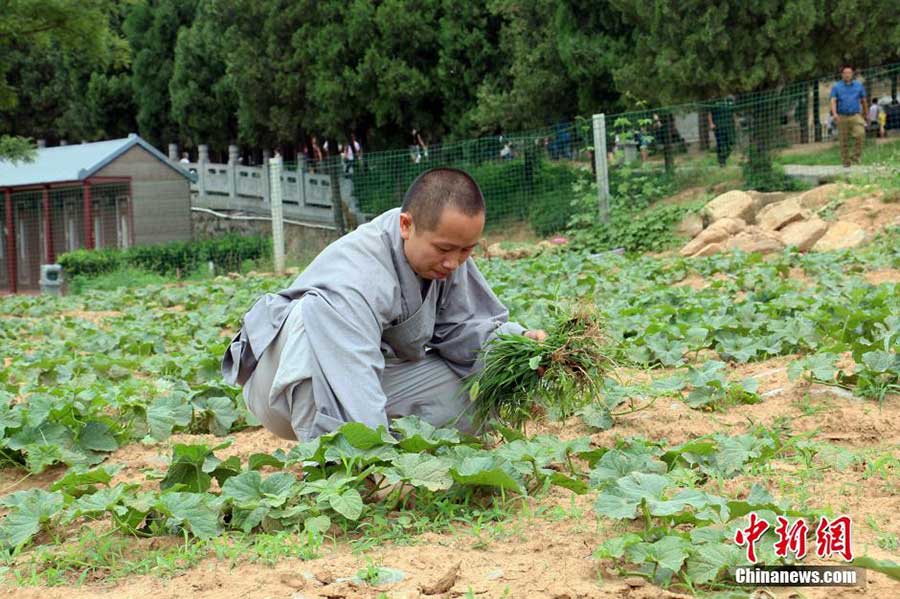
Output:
[677,212,705,238]
[779,217,829,251]
[812,221,868,251]
[725,226,785,254]
[747,190,790,211]
[798,183,843,211]
[756,198,809,231]
[680,217,746,256]
[692,242,726,257]
[704,190,756,223]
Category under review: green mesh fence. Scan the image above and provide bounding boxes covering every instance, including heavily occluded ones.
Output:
[601,63,900,190]
[315,120,596,236]
[284,63,900,234]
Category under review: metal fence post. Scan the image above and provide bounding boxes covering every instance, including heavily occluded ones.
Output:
[269,154,285,275]
[592,113,610,222]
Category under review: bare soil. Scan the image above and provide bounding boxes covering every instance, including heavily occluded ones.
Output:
[836,192,900,233]
[58,310,123,322]
[2,269,899,598]
[864,269,900,285]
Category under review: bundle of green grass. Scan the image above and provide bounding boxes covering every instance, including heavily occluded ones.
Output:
[465,307,613,430]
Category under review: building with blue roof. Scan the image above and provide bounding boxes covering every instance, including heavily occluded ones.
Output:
[0,135,194,292]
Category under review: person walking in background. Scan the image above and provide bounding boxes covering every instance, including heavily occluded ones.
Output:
[341,140,355,175]
[310,135,324,171]
[409,128,428,163]
[875,98,888,138]
[824,113,837,140]
[868,97,880,135]
[350,133,362,161]
[707,96,736,167]
[830,65,868,167]
[349,133,363,173]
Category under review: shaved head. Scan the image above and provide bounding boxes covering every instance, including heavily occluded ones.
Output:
[401,168,485,231]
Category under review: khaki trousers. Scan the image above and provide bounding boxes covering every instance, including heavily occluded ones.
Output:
[837,113,865,166]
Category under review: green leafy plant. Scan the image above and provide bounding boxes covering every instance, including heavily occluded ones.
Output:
[465,306,613,429]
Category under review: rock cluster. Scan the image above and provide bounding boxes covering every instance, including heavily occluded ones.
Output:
[679,184,871,257]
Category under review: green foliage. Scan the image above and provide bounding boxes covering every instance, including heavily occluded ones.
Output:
[683,361,761,410]
[1,224,899,589]
[58,234,270,279]
[0,0,126,154]
[789,348,900,406]
[591,435,809,587]
[0,0,119,109]
[0,418,594,550]
[169,0,237,148]
[466,0,625,131]
[478,229,899,411]
[67,267,170,295]
[0,136,36,164]
[607,2,900,185]
[0,277,277,474]
[466,307,612,429]
[124,0,200,147]
[569,203,693,254]
[609,1,899,104]
[777,138,900,167]
[565,170,697,253]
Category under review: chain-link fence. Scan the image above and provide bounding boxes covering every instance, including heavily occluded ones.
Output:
[186,62,900,252]
[288,63,898,235]
[1,183,130,292]
[335,120,595,236]
[602,63,900,190]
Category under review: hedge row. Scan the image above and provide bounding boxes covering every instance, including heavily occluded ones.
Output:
[57,235,271,278]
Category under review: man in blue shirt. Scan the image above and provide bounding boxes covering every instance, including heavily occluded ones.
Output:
[830,65,869,167]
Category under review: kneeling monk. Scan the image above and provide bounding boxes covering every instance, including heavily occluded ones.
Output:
[221,167,545,441]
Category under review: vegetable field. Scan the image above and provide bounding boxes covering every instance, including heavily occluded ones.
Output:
[1,229,898,598]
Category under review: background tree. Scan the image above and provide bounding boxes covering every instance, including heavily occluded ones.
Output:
[466,0,625,132]
[169,0,239,153]
[608,0,900,184]
[3,0,898,163]
[0,0,120,161]
[222,0,307,154]
[124,0,200,148]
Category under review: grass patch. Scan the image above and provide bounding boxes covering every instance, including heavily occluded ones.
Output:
[4,527,325,586]
[775,137,900,166]
[67,266,171,295]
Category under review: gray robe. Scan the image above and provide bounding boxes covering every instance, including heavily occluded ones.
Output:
[221,208,524,434]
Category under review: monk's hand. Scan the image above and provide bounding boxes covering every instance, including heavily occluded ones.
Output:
[524,329,547,342]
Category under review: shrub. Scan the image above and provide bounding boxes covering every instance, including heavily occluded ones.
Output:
[565,168,698,253]
[56,248,123,277]
[58,234,270,279]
